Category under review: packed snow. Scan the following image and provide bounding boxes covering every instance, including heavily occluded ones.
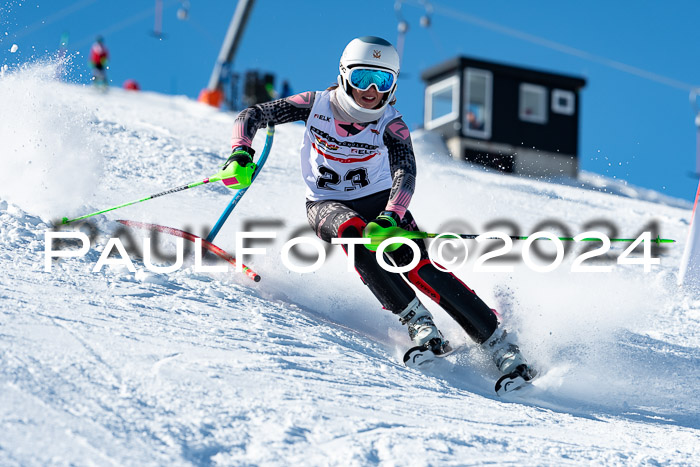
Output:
[1,61,699,465]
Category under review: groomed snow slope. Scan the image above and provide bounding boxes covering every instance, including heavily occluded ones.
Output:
[1,62,699,466]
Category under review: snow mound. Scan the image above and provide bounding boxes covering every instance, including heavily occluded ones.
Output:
[1,66,698,465]
[0,60,103,219]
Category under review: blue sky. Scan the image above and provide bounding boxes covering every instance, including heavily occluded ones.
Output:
[2,0,700,202]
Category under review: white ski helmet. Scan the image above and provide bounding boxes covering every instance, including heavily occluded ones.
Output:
[336,36,400,122]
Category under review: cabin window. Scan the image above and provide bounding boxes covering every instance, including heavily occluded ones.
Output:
[464,68,492,139]
[424,75,459,129]
[552,89,575,115]
[519,83,548,124]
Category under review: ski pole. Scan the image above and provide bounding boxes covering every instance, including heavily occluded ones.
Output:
[373,231,675,244]
[60,169,233,225]
[60,128,275,226]
[206,125,275,243]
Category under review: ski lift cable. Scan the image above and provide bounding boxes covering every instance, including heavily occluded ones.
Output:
[184,16,221,48]
[71,0,180,49]
[7,0,98,41]
[403,0,698,92]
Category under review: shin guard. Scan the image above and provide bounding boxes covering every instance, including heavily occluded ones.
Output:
[406,259,498,343]
[337,217,416,313]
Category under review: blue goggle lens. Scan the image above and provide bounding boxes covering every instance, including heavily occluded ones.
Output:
[349,68,395,92]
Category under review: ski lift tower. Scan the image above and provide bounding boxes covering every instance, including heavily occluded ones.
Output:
[678,88,700,287]
[692,89,700,175]
[198,0,256,108]
[394,0,433,64]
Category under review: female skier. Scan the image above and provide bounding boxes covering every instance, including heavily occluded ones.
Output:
[222,36,535,393]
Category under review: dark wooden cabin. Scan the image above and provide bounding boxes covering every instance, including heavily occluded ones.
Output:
[422,56,586,177]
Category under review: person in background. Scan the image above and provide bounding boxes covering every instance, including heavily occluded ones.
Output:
[89,36,109,88]
[123,79,141,91]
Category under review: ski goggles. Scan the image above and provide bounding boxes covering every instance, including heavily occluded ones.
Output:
[348,67,396,92]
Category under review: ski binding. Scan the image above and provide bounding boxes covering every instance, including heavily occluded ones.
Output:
[403,339,456,369]
[494,364,537,396]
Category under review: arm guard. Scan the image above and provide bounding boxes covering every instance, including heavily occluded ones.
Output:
[383,117,417,220]
[231,91,315,148]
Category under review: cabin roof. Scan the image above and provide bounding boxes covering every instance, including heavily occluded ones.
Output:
[421,56,586,90]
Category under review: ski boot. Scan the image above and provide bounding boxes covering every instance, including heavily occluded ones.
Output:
[484,328,537,395]
[400,298,451,368]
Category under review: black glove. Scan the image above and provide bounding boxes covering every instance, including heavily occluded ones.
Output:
[363,211,406,252]
[223,145,256,170]
[369,211,400,229]
[221,146,256,189]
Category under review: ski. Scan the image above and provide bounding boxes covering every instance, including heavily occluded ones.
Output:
[403,345,437,368]
[403,341,460,369]
[404,343,537,396]
[117,219,261,282]
[494,364,537,396]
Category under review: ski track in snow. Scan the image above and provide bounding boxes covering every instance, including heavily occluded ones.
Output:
[1,62,699,465]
